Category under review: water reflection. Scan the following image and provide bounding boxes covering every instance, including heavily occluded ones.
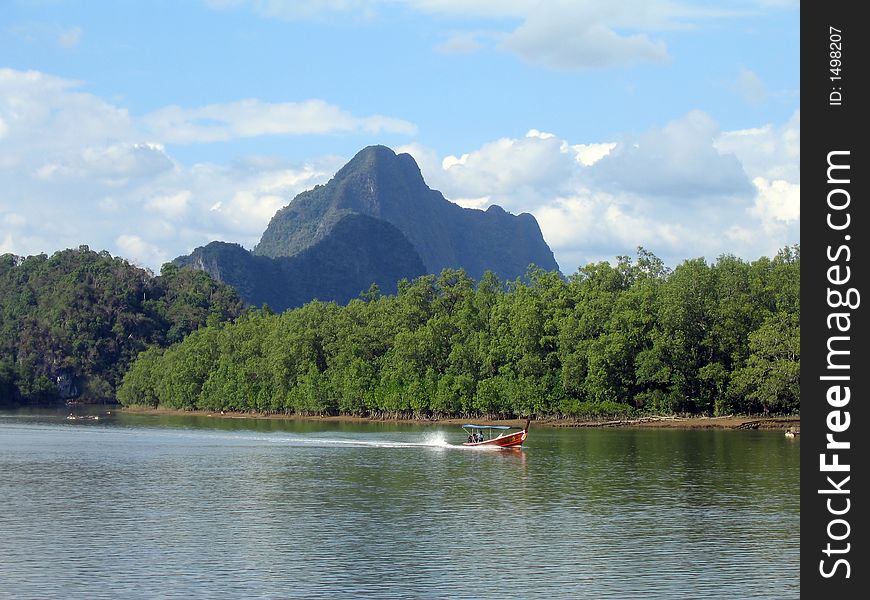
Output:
[0,413,798,599]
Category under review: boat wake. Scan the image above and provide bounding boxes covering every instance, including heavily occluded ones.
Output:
[88,425,504,450]
[257,432,505,451]
[206,430,464,450]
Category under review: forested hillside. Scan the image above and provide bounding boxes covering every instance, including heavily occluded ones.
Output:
[0,247,245,407]
[119,246,799,419]
[175,214,428,312]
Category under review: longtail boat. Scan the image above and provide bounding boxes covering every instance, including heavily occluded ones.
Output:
[461,419,529,448]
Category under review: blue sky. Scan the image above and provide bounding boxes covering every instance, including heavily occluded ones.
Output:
[0,0,799,274]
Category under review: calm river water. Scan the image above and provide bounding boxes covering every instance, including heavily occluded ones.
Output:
[0,410,799,599]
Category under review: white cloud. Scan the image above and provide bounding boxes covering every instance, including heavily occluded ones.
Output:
[115,234,169,270]
[526,129,556,140]
[590,110,753,199]
[715,109,799,182]
[451,196,491,209]
[0,68,135,155]
[211,191,286,233]
[430,133,578,211]
[566,142,616,166]
[0,68,402,269]
[0,229,54,260]
[205,0,757,70]
[725,175,799,259]
[145,191,192,219]
[0,69,414,153]
[0,68,799,275]
[533,190,710,272]
[179,162,322,238]
[34,143,175,184]
[402,109,799,272]
[751,177,799,224]
[500,11,669,70]
[142,99,415,144]
[498,2,686,70]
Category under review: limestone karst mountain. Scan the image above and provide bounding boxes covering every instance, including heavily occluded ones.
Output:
[175,145,559,311]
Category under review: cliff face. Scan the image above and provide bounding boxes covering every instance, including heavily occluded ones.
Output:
[255,145,559,281]
[176,145,559,310]
[175,214,426,312]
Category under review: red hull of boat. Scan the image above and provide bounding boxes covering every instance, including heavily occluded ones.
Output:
[462,429,527,448]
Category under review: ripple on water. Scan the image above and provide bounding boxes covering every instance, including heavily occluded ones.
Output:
[0,417,799,599]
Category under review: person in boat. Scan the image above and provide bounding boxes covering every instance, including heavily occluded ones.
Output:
[468,433,474,443]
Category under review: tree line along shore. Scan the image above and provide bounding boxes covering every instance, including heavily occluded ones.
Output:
[118,405,800,431]
[116,245,799,421]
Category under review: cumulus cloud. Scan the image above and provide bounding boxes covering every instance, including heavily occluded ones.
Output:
[725,176,799,259]
[534,191,702,269]
[715,109,799,182]
[751,177,799,224]
[567,142,617,167]
[590,110,754,199]
[145,191,192,219]
[3,151,342,269]
[105,158,342,267]
[0,66,798,274]
[0,68,135,158]
[401,110,799,272]
[427,131,578,213]
[35,143,175,185]
[0,68,404,269]
[708,108,800,259]
[180,159,342,238]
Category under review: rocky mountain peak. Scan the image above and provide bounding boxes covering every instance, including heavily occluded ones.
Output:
[178,145,560,310]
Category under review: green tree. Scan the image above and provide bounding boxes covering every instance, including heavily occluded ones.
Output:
[116,250,800,420]
[729,312,800,414]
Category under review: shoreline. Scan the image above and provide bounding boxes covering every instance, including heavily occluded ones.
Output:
[117,406,800,431]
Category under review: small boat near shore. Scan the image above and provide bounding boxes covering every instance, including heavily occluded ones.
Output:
[462,419,529,448]
[66,414,100,421]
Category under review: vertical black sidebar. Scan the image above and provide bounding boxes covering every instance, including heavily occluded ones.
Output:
[802,2,867,597]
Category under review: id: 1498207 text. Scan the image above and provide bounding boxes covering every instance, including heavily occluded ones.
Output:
[829,26,843,106]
